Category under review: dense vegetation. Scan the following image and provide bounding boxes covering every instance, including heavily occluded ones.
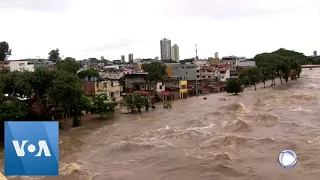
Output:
[0,44,118,141]
[227,48,304,94]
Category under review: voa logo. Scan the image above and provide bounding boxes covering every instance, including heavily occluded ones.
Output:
[12,140,51,157]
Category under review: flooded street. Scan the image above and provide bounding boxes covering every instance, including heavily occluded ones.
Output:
[2,69,320,180]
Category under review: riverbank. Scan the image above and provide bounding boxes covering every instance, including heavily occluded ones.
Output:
[0,73,305,179]
[302,65,320,68]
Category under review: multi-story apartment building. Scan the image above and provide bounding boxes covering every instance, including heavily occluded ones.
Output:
[165,63,197,80]
[171,44,179,61]
[193,60,209,80]
[82,78,122,101]
[128,53,133,63]
[160,38,171,60]
[121,55,125,63]
[200,66,219,80]
[221,56,239,78]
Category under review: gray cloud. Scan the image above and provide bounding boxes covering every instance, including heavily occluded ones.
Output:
[84,38,139,52]
[0,0,73,13]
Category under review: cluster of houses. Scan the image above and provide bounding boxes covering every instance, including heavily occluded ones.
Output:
[0,56,256,103]
[81,56,256,102]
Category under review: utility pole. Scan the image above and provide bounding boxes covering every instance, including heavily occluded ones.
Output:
[195,44,198,96]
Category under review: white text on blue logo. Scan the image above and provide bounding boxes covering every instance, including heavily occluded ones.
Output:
[12,140,51,157]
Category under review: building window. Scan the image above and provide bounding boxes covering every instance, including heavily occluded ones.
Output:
[111,81,114,86]
[110,92,114,97]
[208,76,211,78]
[159,85,163,89]
[197,75,200,78]
[103,82,107,87]
[197,70,199,73]
[202,76,205,78]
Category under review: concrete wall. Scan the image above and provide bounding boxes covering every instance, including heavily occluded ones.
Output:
[165,63,197,80]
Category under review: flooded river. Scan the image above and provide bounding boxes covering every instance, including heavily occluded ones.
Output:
[2,69,320,180]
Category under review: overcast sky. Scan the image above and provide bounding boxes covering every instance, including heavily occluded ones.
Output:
[1,0,319,61]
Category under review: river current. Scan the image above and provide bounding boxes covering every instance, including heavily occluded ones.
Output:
[1,69,320,180]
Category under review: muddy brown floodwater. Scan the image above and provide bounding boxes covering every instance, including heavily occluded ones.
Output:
[2,69,320,180]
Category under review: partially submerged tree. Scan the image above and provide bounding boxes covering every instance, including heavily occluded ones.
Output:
[226,79,243,95]
[239,67,261,90]
[124,93,148,113]
[91,94,118,119]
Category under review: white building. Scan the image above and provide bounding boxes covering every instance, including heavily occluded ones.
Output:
[7,60,34,72]
[156,82,165,93]
[218,66,230,82]
[103,65,120,70]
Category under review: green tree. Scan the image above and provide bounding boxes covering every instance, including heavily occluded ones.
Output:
[253,48,304,87]
[260,66,269,88]
[0,41,11,61]
[226,79,243,95]
[239,67,261,90]
[0,99,28,121]
[77,69,100,79]
[0,68,88,122]
[56,57,80,74]
[0,99,28,141]
[142,62,167,83]
[48,48,60,62]
[124,93,147,113]
[47,69,90,126]
[92,94,118,119]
